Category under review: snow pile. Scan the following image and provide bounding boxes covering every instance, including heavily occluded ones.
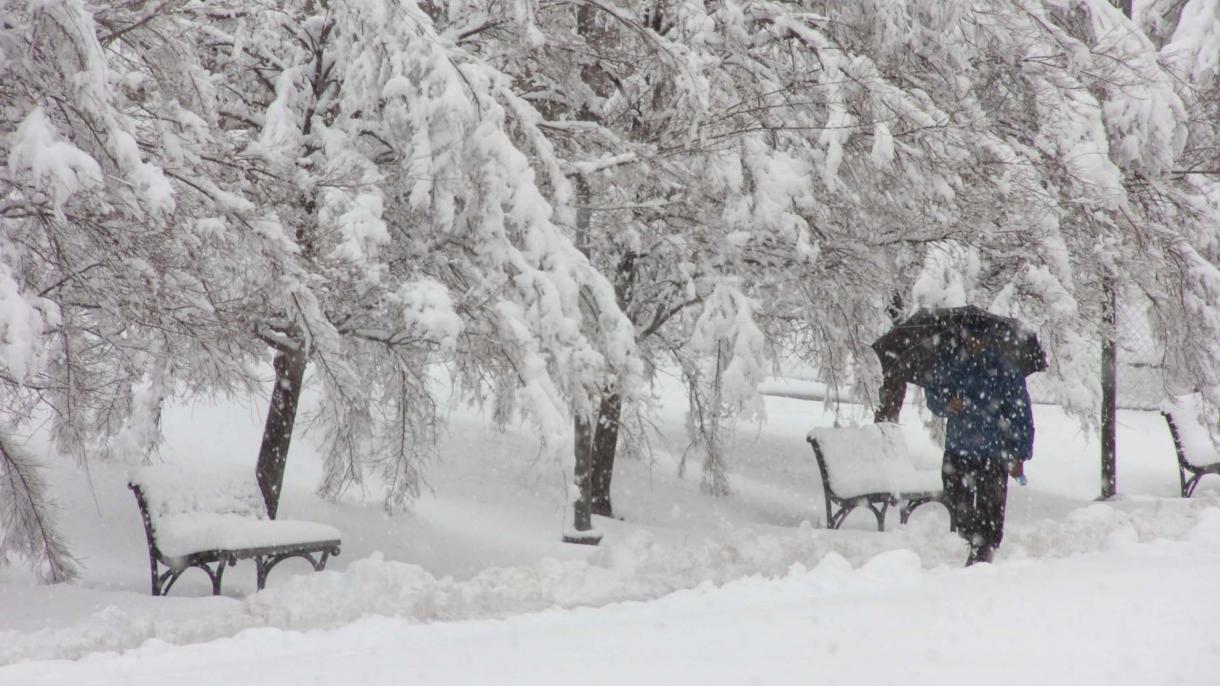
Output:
[8,542,1219,686]
[4,496,1218,665]
[0,606,260,667]
[244,527,829,629]
[1005,495,1220,560]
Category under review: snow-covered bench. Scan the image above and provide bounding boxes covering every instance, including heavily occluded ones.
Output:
[1161,394,1220,497]
[128,466,341,596]
[806,423,944,531]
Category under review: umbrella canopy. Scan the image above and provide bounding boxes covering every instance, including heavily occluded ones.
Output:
[872,305,1047,387]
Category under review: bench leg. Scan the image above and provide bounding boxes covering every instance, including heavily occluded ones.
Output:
[899,496,943,526]
[314,548,334,571]
[867,501,889,532]
[211,560,229,596]
[159,568,186,596]
[253,548,337,590]
[189,562,222,596]
[149,556,162,596]
[153,561,225,597]
[829,501,889,531]
[255,556,271,591]
[901,497,956,531]
[828,505,852,529]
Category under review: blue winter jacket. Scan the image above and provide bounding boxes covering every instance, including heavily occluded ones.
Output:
[925,347,1035,462]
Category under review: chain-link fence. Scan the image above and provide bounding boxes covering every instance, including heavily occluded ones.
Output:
[1025,297,1168,412]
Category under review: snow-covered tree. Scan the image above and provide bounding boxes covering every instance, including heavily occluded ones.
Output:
[1,0,269,578]
[183,0,641,518]
[460,1,1006,507]
[1,0,642,572]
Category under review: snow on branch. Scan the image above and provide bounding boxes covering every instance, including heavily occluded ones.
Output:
[0,432,78,583]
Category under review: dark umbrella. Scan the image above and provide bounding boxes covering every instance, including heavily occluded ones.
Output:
[872,305,1047,387]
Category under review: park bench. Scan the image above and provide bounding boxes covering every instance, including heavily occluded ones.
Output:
[806,423,944,531]
[1161,394,1220,497]
[128,465,341,596]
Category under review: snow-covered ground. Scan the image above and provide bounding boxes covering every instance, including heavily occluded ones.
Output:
[2,372,1218,684]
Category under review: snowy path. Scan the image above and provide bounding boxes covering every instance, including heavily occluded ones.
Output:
[5,544,1218,686]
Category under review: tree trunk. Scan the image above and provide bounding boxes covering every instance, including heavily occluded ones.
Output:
[588,247,638,517]
[873,372,907,423]
[875,290,908,423]
[590,392,622,517]
[564,413,601,544]
[256,347,308,519]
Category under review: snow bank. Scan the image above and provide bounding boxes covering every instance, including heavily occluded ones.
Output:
[4,495,1218,665]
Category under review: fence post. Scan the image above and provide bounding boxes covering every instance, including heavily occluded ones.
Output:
[1100,275,1118,500]
[1100,0,1128,501]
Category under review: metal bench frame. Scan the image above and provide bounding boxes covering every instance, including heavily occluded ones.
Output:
[1161,412,1220,498]
[130,483,341,596]
[806,434,943,531]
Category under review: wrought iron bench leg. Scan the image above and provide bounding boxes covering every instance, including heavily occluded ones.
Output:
[255,555,271,591]
[160,567,186,596]
[899,497,932,525]
[1186,472,1201,497]
[192,562,220,596]
[900,500,915,525]
[1185,465,1220,497]
[829,504,852,529]
[150,557,162,596]
[867,500,889,532]
[254,549,335,590]
[211,559,230,595]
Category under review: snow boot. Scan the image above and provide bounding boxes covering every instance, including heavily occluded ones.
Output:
[965,545,995,566]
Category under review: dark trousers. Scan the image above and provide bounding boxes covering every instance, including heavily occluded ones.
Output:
[942,452,1009,550]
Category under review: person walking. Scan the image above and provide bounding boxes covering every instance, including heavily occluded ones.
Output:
[926,327,1035,566]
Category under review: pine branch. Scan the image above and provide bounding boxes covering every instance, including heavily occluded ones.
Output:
[0,432,78,583]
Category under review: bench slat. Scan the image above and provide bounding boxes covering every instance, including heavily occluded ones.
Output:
[154,514,341,559]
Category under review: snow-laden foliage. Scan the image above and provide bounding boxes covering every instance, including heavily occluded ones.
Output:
[167,0,641,509]
[1,0,644,572]
[0,431,76,582]
[1,0,275,575]
[426,0,1219,488]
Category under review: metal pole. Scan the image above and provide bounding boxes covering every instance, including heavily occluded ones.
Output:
[1100,275,1117,499]
[1099,0,1129,500]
